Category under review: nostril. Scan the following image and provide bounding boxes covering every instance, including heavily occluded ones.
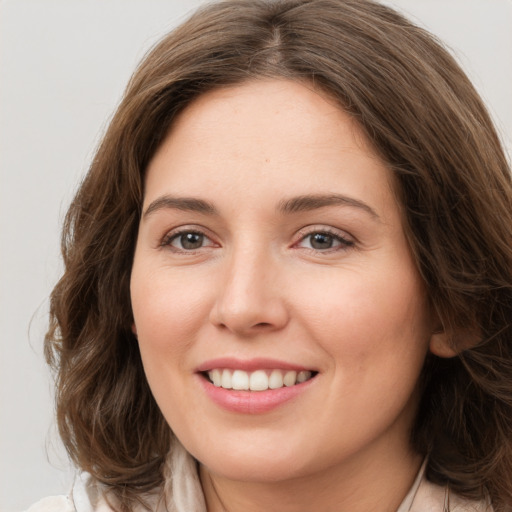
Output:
[209,295,290,335]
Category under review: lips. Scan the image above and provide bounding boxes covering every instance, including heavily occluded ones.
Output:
[196,358,318,413]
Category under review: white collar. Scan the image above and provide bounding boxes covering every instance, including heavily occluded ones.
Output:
[72,444,489,512]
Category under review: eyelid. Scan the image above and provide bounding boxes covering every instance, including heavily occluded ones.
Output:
[158,224,355,253]
[293,225,356,250]
[160,225,219,252]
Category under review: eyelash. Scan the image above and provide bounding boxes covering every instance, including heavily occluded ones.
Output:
[294,227,355,252]
[160,227,355,253]
[161,228,216,253]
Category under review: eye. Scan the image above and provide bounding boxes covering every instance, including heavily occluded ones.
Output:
[162,230,216,251]
[297,230,354,251]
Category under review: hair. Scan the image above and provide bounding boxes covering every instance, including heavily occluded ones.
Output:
[45,0,512,510]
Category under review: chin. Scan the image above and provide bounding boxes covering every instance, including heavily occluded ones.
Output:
[190,438,313,483]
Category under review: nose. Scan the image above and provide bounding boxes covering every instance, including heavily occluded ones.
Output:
[209,245,290,337]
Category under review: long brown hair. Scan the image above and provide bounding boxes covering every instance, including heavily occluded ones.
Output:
[45,0,512,510]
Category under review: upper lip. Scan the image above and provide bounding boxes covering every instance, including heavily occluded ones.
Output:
[195,357,315,373]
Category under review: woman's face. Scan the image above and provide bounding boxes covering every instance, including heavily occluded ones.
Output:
[130,80,435,483]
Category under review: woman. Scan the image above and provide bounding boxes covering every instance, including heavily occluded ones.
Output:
[31,0,512,511]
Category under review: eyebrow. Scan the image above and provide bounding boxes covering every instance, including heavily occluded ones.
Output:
[143,196,217,218]
[142,193,380,220]
[278,194,380,220]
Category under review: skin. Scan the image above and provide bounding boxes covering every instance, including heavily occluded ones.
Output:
[130,79,438,512]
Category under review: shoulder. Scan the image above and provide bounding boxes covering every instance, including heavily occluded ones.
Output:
[25,495,74,512]
[412,477,493,512]
[400,460,493,512]
[24,473,116,512]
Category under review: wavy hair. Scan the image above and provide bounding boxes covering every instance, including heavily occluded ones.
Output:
[45,0,512,510]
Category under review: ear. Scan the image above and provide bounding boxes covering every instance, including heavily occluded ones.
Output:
[131,323,138,338]
[429,326,481,358]
[429,329,458,358]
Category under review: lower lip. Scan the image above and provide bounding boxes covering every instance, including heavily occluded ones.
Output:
[198,375,316,414]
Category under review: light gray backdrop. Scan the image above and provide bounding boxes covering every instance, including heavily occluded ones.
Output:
[1,1,511,510]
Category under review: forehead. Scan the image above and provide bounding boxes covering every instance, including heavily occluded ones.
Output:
[168,79,368,156]
[144,79,397,221]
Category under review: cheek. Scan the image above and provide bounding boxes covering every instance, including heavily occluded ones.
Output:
[295,268,431,440]
[296,264,431,372]
[130,265,214,427]
[131,264,213,425]
[130,265,214,363]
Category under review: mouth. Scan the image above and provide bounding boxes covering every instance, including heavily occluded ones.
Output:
[202,368,317,391]
[196,359,319,413]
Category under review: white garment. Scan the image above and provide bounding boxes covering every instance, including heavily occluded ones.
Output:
[26,441,492,512]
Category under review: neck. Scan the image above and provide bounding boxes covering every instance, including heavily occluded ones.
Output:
[200,443,423,512]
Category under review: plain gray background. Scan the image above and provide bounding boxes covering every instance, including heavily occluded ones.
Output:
[1,1,511,510]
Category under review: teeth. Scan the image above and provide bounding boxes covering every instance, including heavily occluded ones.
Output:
[207,369,313,391]
[283,370,297,387]
[268,369,283,389]
[232,370,249,390]
[211,369,222,387]
[221,369,232,389]
[249,370,268,391]
[297,370,310,383]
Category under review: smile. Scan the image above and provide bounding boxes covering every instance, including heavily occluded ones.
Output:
[196,358,318,413]
[206,369,315,391]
